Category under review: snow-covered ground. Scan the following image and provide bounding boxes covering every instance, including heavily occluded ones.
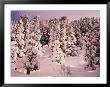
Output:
[11,46,100,77]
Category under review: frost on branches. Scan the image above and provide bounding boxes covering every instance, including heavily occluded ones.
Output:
[11,15,100,75]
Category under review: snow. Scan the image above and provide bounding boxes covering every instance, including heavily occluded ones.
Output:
[11,16,100,77]
[11,47,100,77]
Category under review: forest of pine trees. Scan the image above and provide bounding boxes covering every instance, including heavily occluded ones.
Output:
[11,15,100,75]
